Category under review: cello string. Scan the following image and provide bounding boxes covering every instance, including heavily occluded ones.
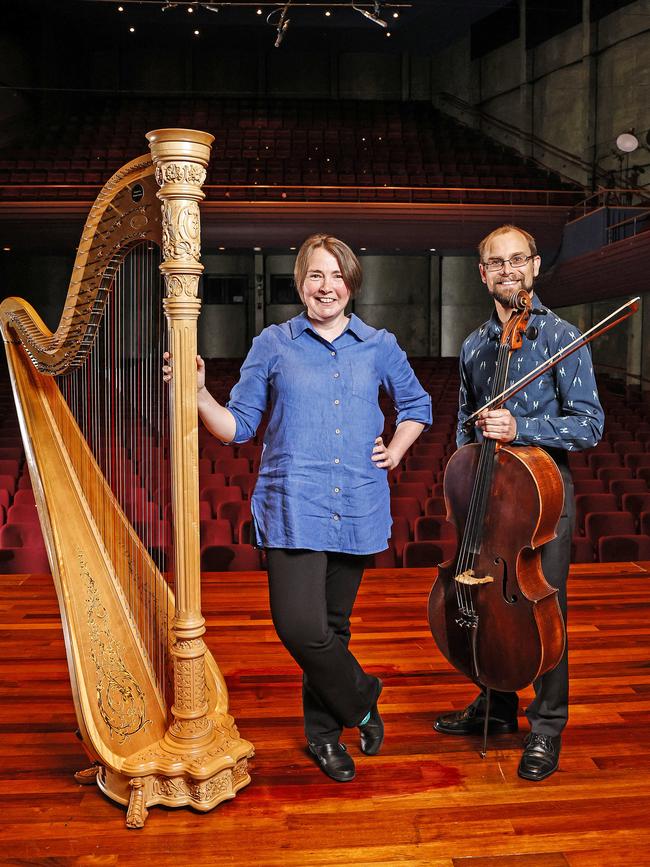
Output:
[460,342,511,617]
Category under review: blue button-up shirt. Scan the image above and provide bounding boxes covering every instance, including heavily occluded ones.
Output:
[226,312,432,554]
[457,294,604,451]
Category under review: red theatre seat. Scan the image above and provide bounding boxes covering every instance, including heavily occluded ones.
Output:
[598,535,650,562]
[403,540,455,568]
[0,522,46,548]
[200,519,234,549]
[588,454,621,474]
[200,443,235,462]
[621,492,650,524]
[6,504,39,523]
[397,470,437,489]
[200,544,262,571]
[571,536,593,563]
[0,547,51,574]
[625,453,650,473]
[414,515,456,542]
[390,497,422,529]
[584,511,635,547]
[575,493,618,535]
[609,478,647,505]
[392,482,428,508]
[214,457,250,478]
[366,545,397,568]
[200,484,243,517]
[217,500,252,533]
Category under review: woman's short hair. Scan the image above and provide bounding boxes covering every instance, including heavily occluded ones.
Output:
[478,224,538,262]
[294,234,362,300]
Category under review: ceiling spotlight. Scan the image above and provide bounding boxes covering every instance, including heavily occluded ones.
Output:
[256,7,263,13]
[616,132,639,154]
[386,31,391,36]
[2,246,11,252]
[117,5,124,11]
[352,3,387,28]
[325,9,331,15]
[194,28,200,35]
[187,5,194,11]
[393,11,399,17]
[273,1,291,47]
[129,25,135,32]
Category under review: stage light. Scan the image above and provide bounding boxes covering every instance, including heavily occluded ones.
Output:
[352,3,387,28]
[616,132,639,153]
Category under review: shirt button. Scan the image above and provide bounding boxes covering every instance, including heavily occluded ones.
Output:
[334,458,340,464]
[334,487,340,493]
[333,372,340,378]
[332,513,340,521]
[334,399,340,406]
[335,428,341,435]
[331,351,336,356]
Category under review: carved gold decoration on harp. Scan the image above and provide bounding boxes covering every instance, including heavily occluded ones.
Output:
[0,129,254,828]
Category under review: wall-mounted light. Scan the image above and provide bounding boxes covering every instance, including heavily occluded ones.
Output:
[616,132,639,154]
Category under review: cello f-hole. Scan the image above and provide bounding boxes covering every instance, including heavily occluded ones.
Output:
[494,556,518,604]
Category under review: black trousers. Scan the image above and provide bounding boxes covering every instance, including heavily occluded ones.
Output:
[266,548,381,745]
[471,465,575,737]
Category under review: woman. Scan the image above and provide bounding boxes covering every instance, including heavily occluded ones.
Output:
[165,234,431,782]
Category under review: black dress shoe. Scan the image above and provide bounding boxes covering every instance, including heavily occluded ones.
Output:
[434,703,518,736]
[518,733,561,781]
[308,742,356,782]
[359,691,384,756]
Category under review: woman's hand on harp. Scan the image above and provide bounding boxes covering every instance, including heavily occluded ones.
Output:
[162,352,206,392]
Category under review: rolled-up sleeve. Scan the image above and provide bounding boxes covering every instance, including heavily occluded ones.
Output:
[226,332,271,443]
[380,332,432,427]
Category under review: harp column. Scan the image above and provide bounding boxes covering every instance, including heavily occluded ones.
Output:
[147,129,215,750]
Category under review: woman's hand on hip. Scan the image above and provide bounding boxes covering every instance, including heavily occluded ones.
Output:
[371,436,399,470]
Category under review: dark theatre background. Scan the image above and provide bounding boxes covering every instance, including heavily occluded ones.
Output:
[0,0,650,863]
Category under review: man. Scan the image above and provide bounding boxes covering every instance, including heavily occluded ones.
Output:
[433,224,604,781]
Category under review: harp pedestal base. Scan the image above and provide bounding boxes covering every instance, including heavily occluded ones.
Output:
[92,716,254,828]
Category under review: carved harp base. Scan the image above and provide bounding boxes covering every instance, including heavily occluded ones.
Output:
[94,717,254,829]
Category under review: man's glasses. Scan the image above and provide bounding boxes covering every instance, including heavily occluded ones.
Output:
[483,254,535,272]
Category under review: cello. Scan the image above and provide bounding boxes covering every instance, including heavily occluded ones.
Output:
[427,292,639,754]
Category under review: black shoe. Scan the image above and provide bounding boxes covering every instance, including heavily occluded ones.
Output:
[359,681,384,756]
[433,703,518,736]
[308,742,356,782]
[518,733,561,781]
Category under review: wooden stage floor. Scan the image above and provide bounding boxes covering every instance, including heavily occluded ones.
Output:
[1,563,650,866]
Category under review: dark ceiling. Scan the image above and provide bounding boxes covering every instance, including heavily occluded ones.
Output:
[6,0,514,54]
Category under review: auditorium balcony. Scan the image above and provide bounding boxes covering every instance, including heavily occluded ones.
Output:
[0,96,583,207]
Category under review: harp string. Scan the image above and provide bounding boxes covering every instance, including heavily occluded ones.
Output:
[54,242,172,698]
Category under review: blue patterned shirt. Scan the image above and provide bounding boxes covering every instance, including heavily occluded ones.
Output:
[226,312,432,554]
[457,294,604,451]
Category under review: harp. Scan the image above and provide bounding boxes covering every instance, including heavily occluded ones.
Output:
[0,129,254,828]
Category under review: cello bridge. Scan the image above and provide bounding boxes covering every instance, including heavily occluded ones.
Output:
[455,569,494,586]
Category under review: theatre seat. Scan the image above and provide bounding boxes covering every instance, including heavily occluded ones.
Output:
[403,540,455,568]
[0,547,51,574]
[575,493,618,535]
[200,544,262,571]
[414,515,456,542]
[584,511,635,547]
[571,536,594,563]
[200,518,234,548]
[598,535,650,562]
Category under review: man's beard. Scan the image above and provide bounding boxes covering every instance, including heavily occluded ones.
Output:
[490,276,534,309]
